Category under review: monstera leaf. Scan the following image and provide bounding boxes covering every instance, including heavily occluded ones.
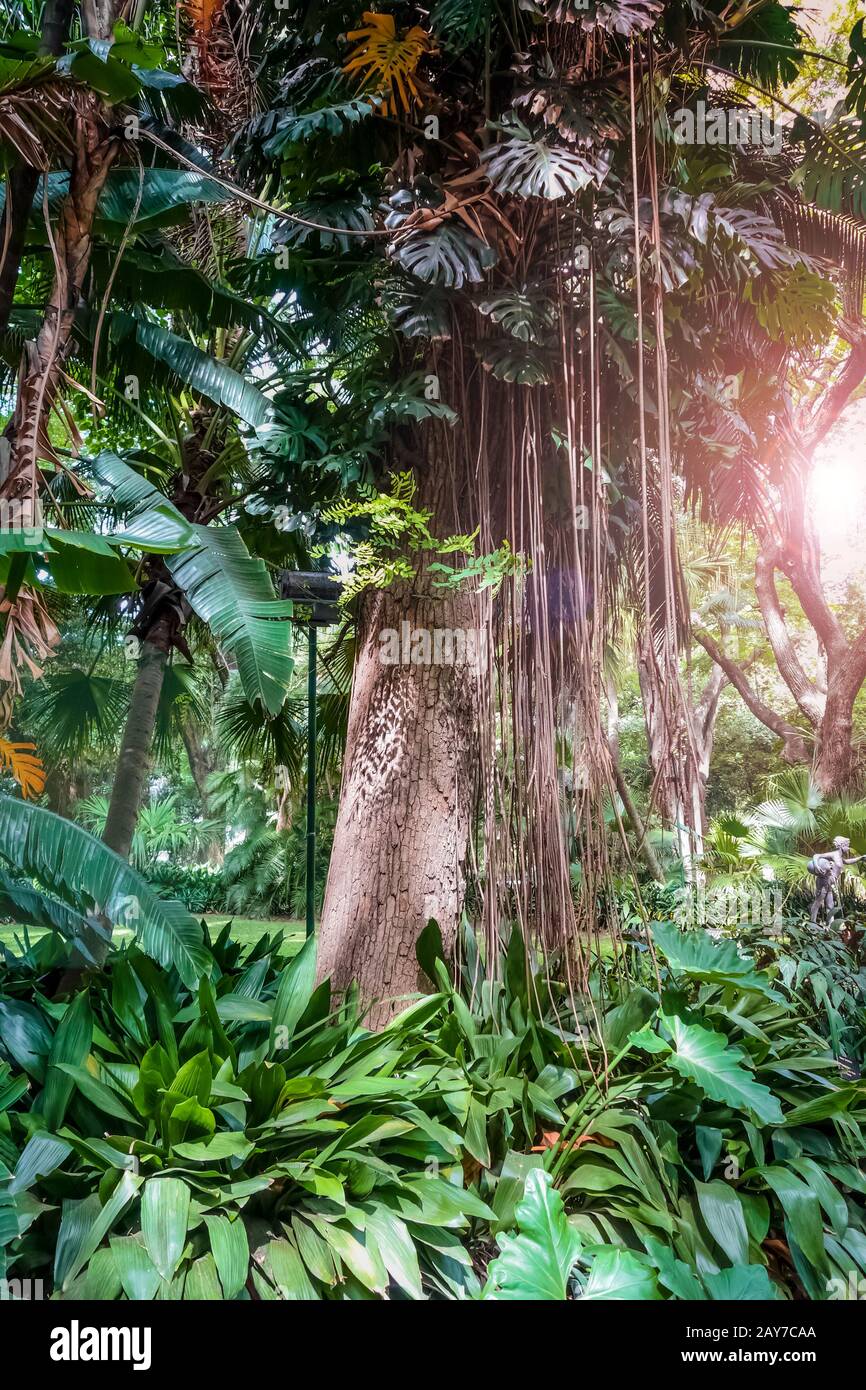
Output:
[391,222,496,287]
[385,282,453,339]
[541,0,662,33]
[477,339,552,385]
[483,124,611,199]
[261,97,378,153]
[476,290,555,342]
[791,116,866,221]
[167,526,294,717]
[483,1169,582,1299]
[276,197,375,252]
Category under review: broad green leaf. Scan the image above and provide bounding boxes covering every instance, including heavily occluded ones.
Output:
[172,1132,254,1162]
[579,1248,660,1300]
[308,1217,388,1295]
[42,993,93,1131]
[643,1235,705,1300]
[9,1133,71,1195]
[652,923,780,998]
[54,1063,140,1126]
[483,1169,582,1300]
[58,1171,142,1291]
[792,1157,848,1238]
[290,1216,338,1286]
[141,1176,190,1282]
[135,321,271,426]
[269,932,317,1052]
[0,798,211,988]
[694,1180,750,1266]
[267,1237,319,1299]
[167,525,294,717]
[0,998,54,1081]
[80,1246,123,1301]
[704,1265,784,1300]
[43,531,136,595]
[761,1166,828,1276]
[204,1213,249,1299]
[110,1235,161,1300]
[170,1050,212,1106]
[184,1252,224,1300]
[97,168,227,228]
[663,1015,783,1126]
[483,127,610,199]
[363,1208,423,1300]
[90,451,195,553]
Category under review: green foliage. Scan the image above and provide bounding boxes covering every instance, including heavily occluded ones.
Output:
[483,1170,583,1299]
[482,121,611,200]
[166,526,294,718]
[0,797,210,986]
[76,793,196,874]
[0,935,492,1300]
[791,115,866,220]
[144,863,228,916]
[1,914,866,1299]
[321,472,476,602]
[390,222,496,288]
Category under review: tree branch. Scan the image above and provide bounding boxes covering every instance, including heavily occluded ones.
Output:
[754,544,825,725]
[802,338,866,455]
[693,628,810,764]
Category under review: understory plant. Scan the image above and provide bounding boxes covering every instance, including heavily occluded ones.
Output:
[0,861,865,1299]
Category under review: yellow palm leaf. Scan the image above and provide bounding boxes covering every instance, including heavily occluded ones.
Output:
[0,738,46,799]
[344,12,432,115]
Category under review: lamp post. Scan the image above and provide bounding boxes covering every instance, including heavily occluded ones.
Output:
[279,572,343,939]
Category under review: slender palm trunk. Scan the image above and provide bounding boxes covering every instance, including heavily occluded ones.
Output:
[102,623,170,858]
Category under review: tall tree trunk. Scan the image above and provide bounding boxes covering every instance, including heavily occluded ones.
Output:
[0,0,75,333]
[638,640,703,833]
[811,649,866,795]
[102,621,170,858]
[3,110,116,490]
[182,715,224,864]
[317,582,477,1026]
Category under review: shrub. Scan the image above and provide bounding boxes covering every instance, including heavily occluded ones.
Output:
[1,915,865,1299]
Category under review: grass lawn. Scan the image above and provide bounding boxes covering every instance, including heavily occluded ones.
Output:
[0,915,305,957]
[204,915,305,954]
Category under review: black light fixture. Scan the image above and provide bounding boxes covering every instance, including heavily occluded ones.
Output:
[279,572,344,939]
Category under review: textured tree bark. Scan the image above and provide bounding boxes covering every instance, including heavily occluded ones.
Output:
[811,638,866,794]
[3,110,117,492]
[317,582,478,1027]
[0,0,75,333]
[102,621,171,859]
